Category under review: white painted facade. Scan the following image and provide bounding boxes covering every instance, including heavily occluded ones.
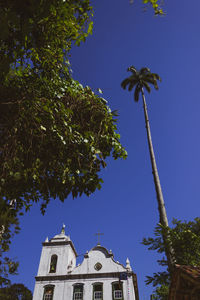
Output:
[33,226,139,300]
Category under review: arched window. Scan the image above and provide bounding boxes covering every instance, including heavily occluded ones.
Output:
[73,284,84,300]
[49,255,57,273]
[93,283,103,300]
[112,282,123,300]
[43,285,54,300]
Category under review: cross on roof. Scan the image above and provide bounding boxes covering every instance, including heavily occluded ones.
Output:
[95,231,104,245]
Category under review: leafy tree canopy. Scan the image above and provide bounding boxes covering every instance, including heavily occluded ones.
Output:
[0,0,127,213]
[0,283,32,299]
[142,218,200,299]
[0,75,127,213]
[0,200,20,287]
[0,0,93,82]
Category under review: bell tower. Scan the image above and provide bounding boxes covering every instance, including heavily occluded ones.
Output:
[33,225,77,300]
[36,224,77,277]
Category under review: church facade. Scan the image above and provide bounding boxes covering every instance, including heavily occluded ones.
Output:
[33,226,139,300]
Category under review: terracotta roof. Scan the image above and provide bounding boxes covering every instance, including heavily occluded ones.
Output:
[168,265,200,299]
[174,264,200,280]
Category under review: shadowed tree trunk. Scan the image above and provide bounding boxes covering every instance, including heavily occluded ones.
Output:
[141,88,175,274]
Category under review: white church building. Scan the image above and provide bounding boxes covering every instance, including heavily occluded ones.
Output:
[33,226,139,300]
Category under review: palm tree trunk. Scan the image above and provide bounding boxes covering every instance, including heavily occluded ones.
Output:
[141,88,175,274]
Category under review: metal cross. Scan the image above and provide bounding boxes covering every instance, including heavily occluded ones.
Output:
[95,231,104,245]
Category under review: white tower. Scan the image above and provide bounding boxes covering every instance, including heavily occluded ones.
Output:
[33,225,77,299]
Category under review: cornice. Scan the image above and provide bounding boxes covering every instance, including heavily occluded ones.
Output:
[35,271,135,282]
[42,240,77,257]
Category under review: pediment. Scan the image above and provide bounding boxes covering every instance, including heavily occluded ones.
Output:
[71,245,126,275]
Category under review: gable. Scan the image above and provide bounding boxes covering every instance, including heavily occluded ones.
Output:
[71,246,126,275]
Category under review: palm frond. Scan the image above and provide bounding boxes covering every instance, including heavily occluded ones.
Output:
[143,81,151,94]
[127,66,137,75]
[153,82,159,90]
[145,74,161,90]
[128,77,138,90]
[134,84,141,102]
[128,81,136,91]
[143,76,156,85]
[121,77,138,91]
[140,67,151,75]
[121,78,131,90]
[152,73,161,82]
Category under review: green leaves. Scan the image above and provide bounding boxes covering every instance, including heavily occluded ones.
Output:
[0,283,32,299]
[142,218,200,299]
[0,77,127,214]
[143,0,164,15]
[0,0,93,81]
[87,21,93,35]
[0,200,20,287]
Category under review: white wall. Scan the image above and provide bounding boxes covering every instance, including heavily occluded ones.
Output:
[37,244,76,276]
[33,276,136,300]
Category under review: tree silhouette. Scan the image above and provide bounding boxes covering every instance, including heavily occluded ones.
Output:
[0,283,32,299]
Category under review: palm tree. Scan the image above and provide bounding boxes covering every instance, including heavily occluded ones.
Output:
[121,66,175,274]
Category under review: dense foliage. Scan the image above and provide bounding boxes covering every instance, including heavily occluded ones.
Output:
[0,0,127,212]
[0,0,93,82]
[0,0,127,286]
[0,200,19,287]
[0,283,32,299]
[0,76,127,213]
[142,218,200,299]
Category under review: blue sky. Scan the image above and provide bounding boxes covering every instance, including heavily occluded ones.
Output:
[9,0,200,298]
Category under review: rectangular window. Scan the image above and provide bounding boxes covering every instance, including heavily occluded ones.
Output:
[114,290,123,299]
[93,283,103,300]
[94,291,102,299]
[74,292,83,300]
[112,283,123,300]
[73,285,83,300]
[43,286,54,300]
[49,255,58,273]
[44,295,53,300]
